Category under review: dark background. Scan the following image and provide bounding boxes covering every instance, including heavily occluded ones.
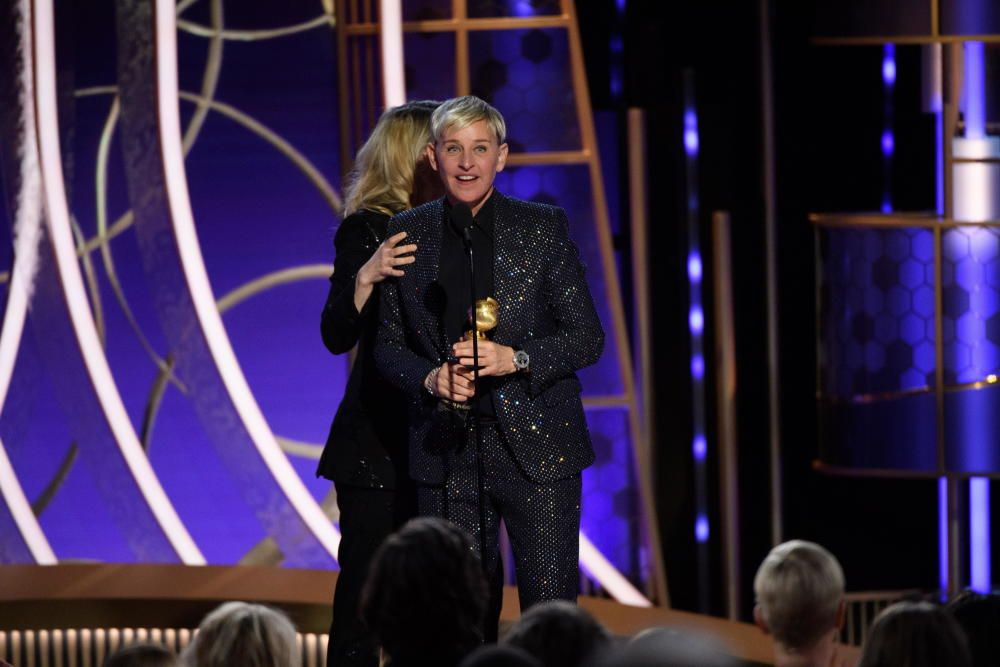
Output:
[576,0,948,617]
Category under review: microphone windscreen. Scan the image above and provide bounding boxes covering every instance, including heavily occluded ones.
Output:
[450,202,474,235]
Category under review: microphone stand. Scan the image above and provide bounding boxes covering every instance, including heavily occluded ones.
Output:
[461,229,489,570]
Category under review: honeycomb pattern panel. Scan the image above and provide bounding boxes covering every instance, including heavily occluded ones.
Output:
[818,227,935,397]
[941,226,1000,384]
[469,29,581,152]
[404,32,456,101]
[582,407,642,584]
[468,0,563,18]
[493,164,624,395]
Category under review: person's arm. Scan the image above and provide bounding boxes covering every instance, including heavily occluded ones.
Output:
[374,266,437,398]
[513,207,605,395]
[321,215,414,355]
[451,207,604,395]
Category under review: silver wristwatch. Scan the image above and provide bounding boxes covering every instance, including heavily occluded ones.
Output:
[513,349,530,372]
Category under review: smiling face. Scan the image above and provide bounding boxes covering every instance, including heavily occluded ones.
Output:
[427,119,509,215]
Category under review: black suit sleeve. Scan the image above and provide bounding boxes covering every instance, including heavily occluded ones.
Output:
[320,215,378,355]
[520,207,605,395]
[375,221,437,398]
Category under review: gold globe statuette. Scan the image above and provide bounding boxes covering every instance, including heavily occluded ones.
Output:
[466,297,499,341]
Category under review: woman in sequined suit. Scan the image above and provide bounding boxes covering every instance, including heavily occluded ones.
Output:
[376,96,605,629]
[318,100,441,667]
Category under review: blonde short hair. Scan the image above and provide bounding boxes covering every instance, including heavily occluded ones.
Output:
[430,95,507,145]
[182,601,299,667]
[754,540,845,650]
[343,100,439,216]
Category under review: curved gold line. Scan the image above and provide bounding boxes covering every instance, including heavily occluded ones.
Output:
[217,264,332,313]
[70,216,106,345]
[181,0,223,154]
[141,355,185,453]
[75,86,343,221]
[94,98,182,389]
[31,443,79,516]
[175,92,343,214]
[275,436,324,460]
[177,14,335,41]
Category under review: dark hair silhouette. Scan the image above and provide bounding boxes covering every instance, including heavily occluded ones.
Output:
[361,517,488,666]
[858,601,971,667]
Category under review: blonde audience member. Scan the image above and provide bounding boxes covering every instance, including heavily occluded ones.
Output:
[754,540,847,667]
[182,601,300,667]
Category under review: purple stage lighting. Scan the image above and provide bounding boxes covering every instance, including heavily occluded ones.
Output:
[882,45,896,86]
[692,434,707,461]
[691,354,705,380]
[695,515,710,543]
[689,306,704,334]
[684,110,699,156]
[881,131,894,156]
[687,253,703,283]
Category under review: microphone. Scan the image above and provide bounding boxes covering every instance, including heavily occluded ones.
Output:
[449,202,474,248]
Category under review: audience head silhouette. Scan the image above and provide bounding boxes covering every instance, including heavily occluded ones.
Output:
[361,517,488,667]
[858,601,970,667]
[182,601,299,667]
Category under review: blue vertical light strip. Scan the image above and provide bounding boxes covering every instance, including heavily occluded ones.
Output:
[609,1,625,102]
[963,41,991,594]
[881,44,896,213]
[964,42,986,139]
[971,477,991,592]
[683,72,710,612]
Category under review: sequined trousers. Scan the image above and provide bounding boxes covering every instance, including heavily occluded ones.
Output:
[417,421,582,614]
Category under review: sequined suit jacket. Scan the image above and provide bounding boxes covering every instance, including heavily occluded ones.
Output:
[375,192,604,485]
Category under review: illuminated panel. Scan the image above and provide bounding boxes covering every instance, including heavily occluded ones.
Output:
[32,0,203,564]
[108,0,340,566]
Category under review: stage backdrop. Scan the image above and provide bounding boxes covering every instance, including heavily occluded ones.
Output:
[0,0,654,598]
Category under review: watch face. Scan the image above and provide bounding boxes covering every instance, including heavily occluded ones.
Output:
[514,350,529,369]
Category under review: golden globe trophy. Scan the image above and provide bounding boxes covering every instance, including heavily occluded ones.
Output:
[466,297,499,341]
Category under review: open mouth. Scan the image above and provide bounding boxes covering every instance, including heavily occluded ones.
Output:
[456,175,477,182]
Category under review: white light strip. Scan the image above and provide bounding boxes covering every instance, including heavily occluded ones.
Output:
[0,0,55,565]
[0,437,56,563]
[379,0,406,108]
[154,0,341,560]
[579,531,652,607]
[33,0,204,565]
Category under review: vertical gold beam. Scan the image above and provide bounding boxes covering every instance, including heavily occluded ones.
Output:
[454,0,470,96]
[627,108,655,518]
[712,211,740,621]
[627,108,668,605]
[565,0,669,605]
[931,0,939,38]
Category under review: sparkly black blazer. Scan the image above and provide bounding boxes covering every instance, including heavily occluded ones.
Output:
[317,209,408,489]
[375,192,604,485]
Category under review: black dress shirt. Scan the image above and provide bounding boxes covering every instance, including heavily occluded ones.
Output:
[440,193,497,419]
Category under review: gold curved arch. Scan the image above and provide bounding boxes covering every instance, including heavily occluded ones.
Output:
[177,14,335,41]
[75,86,344,244]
